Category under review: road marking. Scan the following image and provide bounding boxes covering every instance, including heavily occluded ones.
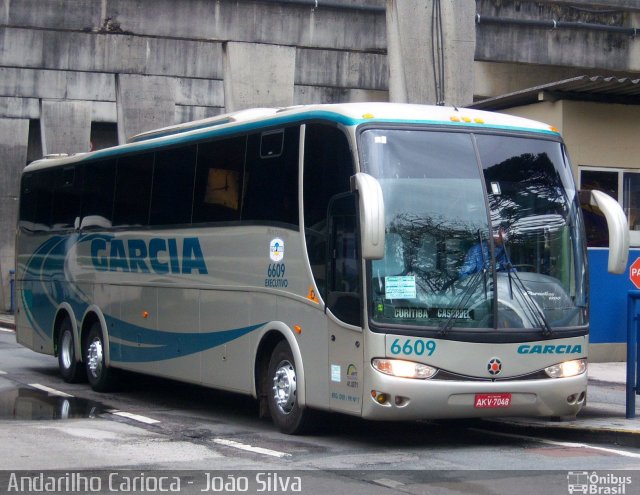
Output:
[29,383,73,397]
[471,427,640,459]
[0,328,14,333]
[109,410,161,425]
[373,479,405,489]
[0,370,7,375]
[213,438,291,458]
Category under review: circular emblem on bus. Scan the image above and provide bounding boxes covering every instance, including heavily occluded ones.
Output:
[487,357,502,376]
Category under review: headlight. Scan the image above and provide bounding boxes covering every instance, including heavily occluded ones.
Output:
[372,358,437,379]
[545,359,587,378]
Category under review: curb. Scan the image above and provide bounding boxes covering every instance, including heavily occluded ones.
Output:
[480,417,640,448]
[0,317,15,331]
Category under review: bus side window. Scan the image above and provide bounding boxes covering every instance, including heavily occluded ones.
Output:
[80,159,116,229]
[242,127,299,227]
[327,193,361,327]
[33,169,55,231]
[113,153,154,228]
[150,145,197,226]
[193,136,245,224]
[52,166,81,230]
[19,173,37,231]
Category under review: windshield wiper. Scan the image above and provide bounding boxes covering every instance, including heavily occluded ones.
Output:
[501,240,554,337]
[439,235,493,336]
[438,270,485,336]
[439,230,490,337]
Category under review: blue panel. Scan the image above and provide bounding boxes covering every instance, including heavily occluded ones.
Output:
[588,248,640,343]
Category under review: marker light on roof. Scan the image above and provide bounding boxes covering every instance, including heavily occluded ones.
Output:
[549,125,560,133]
[474,118,485,124]
[362,113,375,119]
[462,116,472,123]
[450,116,461,122]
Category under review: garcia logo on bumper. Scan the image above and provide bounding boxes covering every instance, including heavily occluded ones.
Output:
[517,344,582,355]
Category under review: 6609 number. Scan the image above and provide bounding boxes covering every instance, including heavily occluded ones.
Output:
[389,338,436,357]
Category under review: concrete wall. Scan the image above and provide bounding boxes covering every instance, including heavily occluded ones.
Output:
[0,119,29,311]
[476,0,640,73]
[0,0,389,134]
[387,0,476,106]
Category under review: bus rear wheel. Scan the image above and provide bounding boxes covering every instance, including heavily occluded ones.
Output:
[266,340,314,434]
[58,317,85,383]
[83,322,117,392]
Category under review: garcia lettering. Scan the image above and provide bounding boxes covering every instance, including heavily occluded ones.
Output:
[517,344,582,354]
[91,237,208,275]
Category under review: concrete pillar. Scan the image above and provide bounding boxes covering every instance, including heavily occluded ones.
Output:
[116,74,176,144]
[40,100,92,155]
[386,0,476,107]
[0,118,29,312]
[223,42,296,112]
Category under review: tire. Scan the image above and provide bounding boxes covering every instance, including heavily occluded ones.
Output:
[83,321,117,392]
[57,317,86,383]
[266,340,314,434]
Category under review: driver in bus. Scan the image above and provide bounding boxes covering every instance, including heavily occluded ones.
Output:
[459,227,514,277]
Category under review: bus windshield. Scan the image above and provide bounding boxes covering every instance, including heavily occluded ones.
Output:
[360,128,587,333]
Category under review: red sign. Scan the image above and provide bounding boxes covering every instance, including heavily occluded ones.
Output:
[631,258,640,289]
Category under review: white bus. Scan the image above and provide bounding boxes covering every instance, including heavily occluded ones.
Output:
[15,103,628,434]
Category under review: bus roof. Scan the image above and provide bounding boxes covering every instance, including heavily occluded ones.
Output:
[24,103,560,172]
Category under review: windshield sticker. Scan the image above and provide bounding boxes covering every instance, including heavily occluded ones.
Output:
[331,364,341,383]
[384,276,416,299]
[269,238,284,262]
[374,136,387,144]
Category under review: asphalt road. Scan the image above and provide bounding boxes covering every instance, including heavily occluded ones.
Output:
[1,329,639,495]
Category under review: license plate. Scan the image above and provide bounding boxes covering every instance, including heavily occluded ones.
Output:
[474,393,512,409]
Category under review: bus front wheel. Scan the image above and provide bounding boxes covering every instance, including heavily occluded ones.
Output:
[84,322,117,392]
[58,317,85,383]
[266,340,313,434]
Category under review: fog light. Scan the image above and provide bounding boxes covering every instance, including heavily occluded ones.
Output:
[545,359,587,378]
[372,358,437,379]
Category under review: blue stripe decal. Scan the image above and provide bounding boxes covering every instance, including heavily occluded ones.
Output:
[22,234,267,363]
[107,317,265,363]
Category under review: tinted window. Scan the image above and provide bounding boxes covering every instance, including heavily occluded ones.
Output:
[242,127,299,227]
[80,159,116,229]
[33,169,55,230]
[150,145,197,225]
[113,153,153,227]
[260,130,284,158]
[303,124,354,295]
[580,169,617,247]
[193,136,245,223]
[19,173,37,229]
[52,166,81,230]
[327,194,361,326]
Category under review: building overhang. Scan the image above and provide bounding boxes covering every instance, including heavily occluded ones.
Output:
[470,75,640,111]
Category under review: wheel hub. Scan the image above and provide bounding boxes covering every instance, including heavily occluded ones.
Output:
[60,330,73,369]
[87,338,103,378]
[272,360,297,415]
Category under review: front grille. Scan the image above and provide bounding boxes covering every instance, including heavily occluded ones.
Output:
[432,368,550,382]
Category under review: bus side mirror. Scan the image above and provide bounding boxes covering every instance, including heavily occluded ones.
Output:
[351,173,385,260]
[582,189,629,274]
